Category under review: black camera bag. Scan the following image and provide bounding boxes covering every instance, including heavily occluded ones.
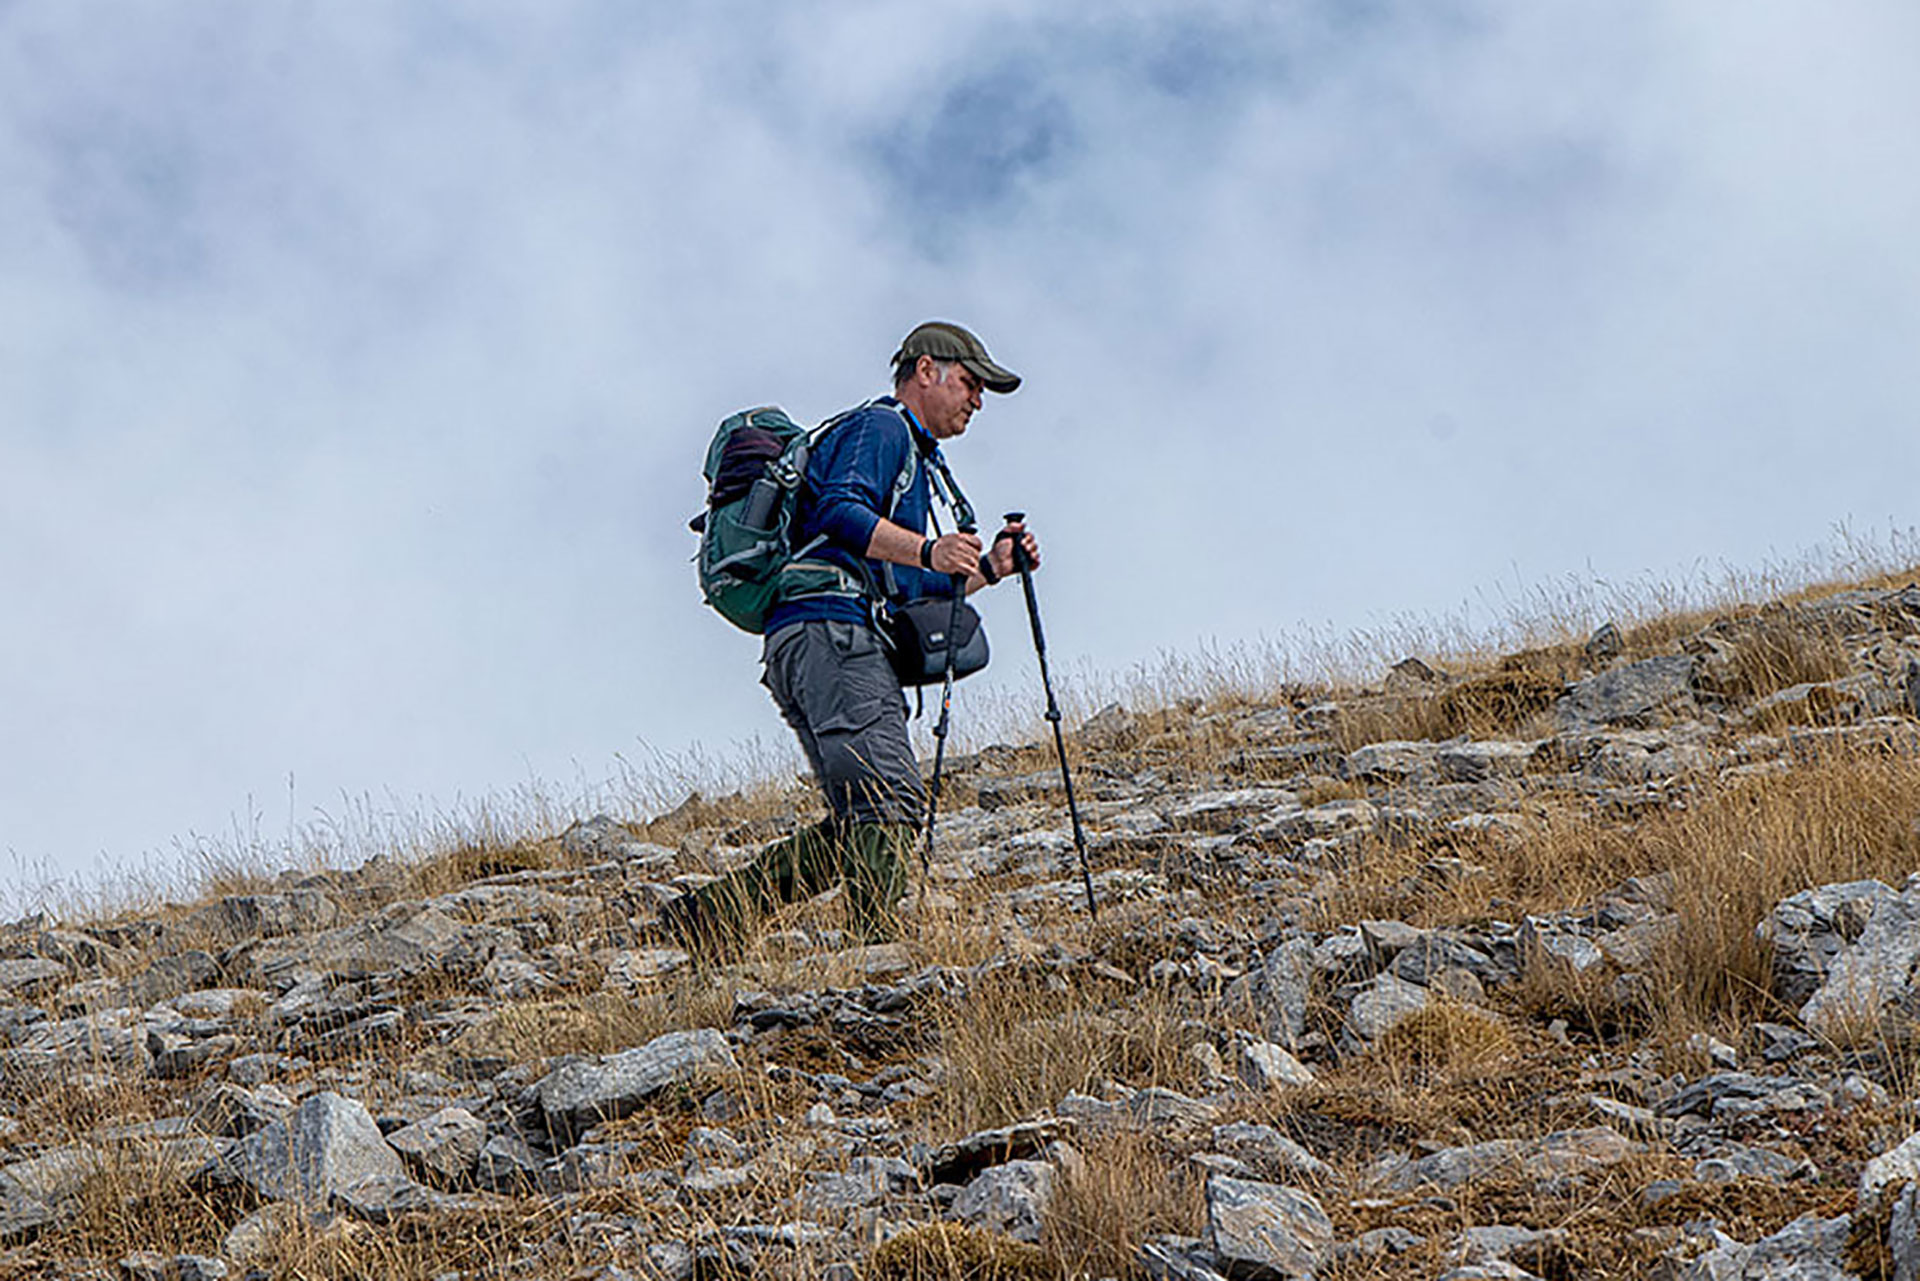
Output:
[886,597,989,687]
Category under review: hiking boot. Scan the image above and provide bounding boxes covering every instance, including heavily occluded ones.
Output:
[842,822,915,943]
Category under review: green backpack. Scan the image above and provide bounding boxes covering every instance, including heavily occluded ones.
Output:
[690,405,894,633]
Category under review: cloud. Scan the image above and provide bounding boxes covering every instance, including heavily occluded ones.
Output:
[2,1,1918,900]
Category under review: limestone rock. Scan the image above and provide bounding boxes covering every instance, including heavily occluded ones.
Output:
[951,1160,1054,1244]
[534,1029,738,1145]
[215,1091,405,1207]
[1203,1174,1332,1280]
[1557,655,1695,728]
[1238,1041,1315,1091]
[1756,879,1896,1007]
[1379,1127,1636,1193]
[386,1107,487,1185]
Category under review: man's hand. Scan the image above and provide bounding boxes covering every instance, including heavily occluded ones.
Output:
[927,531,983,576]
[988,519,1040,580]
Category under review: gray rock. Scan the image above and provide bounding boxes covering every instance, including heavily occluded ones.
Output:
[1203,1174,1332,1280]
[534,1029,738,1145]
[951,1160,1054,1243]
[331,1173,508,1223]
[1346,972,1430,1042]
[0,959,66,999]
[386,1107,486,1185]
[1799,886,1920,1034]
[1230,938,1316,1049]
[918,1118,1077,1186]
[1557,655,1695,728]
[1210,1123,1333,1181]
[799,1156,918,1214]
[1861,1131,1920,1215]
[1345,741,1438,783]
[1891,1181,1920,1281]
[1238,1041,1316,1092]
[1140,1234,1230,1281]
[1736,1213,1853,1280]
[1378,1127,1636,1193]
[1756,879,1896,1007]
[474,1131,545,1193]
[220,1203,304,1265]
[1436,741,1536,783]
[0,1146,105,1243]
[216,1091,405,1207]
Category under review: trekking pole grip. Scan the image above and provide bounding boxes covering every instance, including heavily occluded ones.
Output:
[1001,511,1033,574]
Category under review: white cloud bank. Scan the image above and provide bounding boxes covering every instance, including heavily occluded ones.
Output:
[2,1,1916,899]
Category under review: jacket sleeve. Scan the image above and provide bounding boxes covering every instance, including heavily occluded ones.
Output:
[807,411,911,556]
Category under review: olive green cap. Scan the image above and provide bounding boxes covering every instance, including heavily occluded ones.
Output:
[891,320,1021,394]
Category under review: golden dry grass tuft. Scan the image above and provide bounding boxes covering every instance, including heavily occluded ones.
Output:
[1043,1131,1204,1278]
[40,1146,244,1263]
[1707,612,1854,702]
[931,963,1196,1135]
[869,1222,1059,1281]
[440,975,735,1069]
[1371,997,1520,1077]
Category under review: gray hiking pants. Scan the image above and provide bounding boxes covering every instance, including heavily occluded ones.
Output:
[762,619,925,826]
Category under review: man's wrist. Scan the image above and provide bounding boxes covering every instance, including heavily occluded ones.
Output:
[919,536,936,569]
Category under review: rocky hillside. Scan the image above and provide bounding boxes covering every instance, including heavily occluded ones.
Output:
[10,579,1920,1279]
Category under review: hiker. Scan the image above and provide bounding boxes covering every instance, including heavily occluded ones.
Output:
[668,321,1039,953]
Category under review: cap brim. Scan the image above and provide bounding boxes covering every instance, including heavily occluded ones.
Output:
[961,357,1021,394]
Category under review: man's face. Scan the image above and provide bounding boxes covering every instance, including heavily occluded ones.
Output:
[920,360,984,439]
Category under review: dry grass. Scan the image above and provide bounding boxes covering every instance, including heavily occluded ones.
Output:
[441,976,735,1069]
[1043,1131,1205,1277]
[1371,998,1521,1078]
[9,538,1920,1280]
[40,1146,244,1263]
[931,962,1197,1135]
[870,1222,1058,1281]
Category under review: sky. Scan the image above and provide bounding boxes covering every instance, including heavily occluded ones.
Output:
[3,1,1918,905]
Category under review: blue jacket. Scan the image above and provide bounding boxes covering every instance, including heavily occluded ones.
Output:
[764,397,960,635]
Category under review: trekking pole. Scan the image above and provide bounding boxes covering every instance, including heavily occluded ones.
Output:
[1002,512,1097,918]
[922,526,975,873]
[922,455,977,874]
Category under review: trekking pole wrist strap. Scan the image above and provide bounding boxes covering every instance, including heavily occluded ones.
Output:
[919,536,937,569]
[978,552,1000,585]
